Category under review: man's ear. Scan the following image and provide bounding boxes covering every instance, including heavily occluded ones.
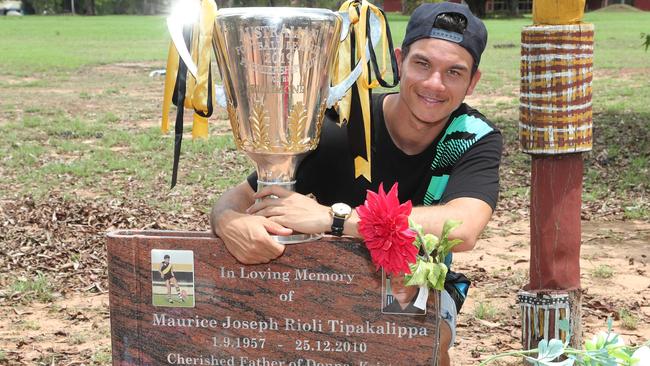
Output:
[395,47,403,78]
[466,68,482,96]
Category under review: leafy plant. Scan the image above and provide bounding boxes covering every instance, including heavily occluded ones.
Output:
[480,319,650,365]
[91,347,112,365]
[619,309,638,331]
[591,265,614,279]
[405,219,463,290]
[68,333,87,345]
[10,271,54,303]
[474,301,498,321]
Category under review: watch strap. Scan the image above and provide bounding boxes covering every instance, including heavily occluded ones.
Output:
[331,216,346,237]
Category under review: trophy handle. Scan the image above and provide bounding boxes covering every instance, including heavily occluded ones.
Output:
[166,16,199,78]
[326,10,382,108]
[167,8,382,109]
[167,12,228,108]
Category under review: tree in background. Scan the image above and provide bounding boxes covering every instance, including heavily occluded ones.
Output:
[464,0,486,17]
[505,0,519,16]
[401,0,424,15]
[22,0,172,14]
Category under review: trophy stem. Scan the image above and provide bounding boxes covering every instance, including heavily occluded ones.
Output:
[257,180,296,192]
[256,180,323,245]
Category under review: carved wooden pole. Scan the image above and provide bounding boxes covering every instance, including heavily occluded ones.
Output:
[518,0,593,350]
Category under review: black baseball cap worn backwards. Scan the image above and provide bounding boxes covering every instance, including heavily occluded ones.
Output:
[402,2,488,69]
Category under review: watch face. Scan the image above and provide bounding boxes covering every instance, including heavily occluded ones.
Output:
[332,203,352,216]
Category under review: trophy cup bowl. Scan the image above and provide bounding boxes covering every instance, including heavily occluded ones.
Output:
[213,8,344,244]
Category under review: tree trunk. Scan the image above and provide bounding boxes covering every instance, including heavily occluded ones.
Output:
[465,0,486,17]
[507,0,519,16]
[84,0,95,15]
[401,0,423,15]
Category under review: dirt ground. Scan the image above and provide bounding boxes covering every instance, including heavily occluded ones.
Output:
[0,63,648,365]
[1,217,647,365]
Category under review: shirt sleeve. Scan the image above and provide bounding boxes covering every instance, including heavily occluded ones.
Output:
[246,171,258,191]
[440,131,503,210]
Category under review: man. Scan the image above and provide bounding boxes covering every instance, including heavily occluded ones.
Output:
[160,254,184,303]
[383,273,426,315]
[211,3,501,365]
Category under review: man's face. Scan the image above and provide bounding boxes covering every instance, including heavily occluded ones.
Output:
[390,274,418,305]
[396,38,481,126]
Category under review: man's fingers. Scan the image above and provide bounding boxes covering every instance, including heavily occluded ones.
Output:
[263,220,293,236]
[246,195,284,214]
[253,185,291,200]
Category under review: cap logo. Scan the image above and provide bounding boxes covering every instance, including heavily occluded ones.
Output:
[429,28,463,44]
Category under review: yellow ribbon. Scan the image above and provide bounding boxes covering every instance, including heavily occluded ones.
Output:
[162,0,395,181]
[161,42,179,134]
[162,0,218,139]
[334,0,396,182]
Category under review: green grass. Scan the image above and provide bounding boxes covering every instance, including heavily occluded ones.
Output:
[152,293,195,307]
[619,309,638,330]
[17,319,41,331]
[0,16,168,75]
[10,272,55,303]
[387,11,650,70]
[0,12,648,216]
[591,264,614,279]
[473,301,498,321]
[68,333,87,345]
[91,347,112,365]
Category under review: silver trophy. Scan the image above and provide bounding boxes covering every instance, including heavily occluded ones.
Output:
[169,7,378,243]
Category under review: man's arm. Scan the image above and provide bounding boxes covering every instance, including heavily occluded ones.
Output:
[341,197,491,252]
[210,181,291,264]
[249,187,492,252]
[408,197,493,252]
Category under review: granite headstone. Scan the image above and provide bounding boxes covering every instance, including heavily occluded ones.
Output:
[107,230,440,365]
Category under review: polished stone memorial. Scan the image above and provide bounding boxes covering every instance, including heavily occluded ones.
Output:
[107,231,440,365]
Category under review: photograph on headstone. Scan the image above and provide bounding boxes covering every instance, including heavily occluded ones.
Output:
[381,270,427,315]
[151,249,195,308]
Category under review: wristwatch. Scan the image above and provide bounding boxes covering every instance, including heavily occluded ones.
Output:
[330,203,352,237]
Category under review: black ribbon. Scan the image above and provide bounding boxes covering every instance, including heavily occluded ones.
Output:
[170,26,192,189]
[344,4,400,179]
[365,6,399,88]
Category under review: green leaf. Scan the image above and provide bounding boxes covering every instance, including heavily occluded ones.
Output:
[404,260,431,287]
[585,340,597,351]
[607,347,632,363]
[440,219,462,241]
[427,263,448,290]
[437,238,463,262]
[409,218,423,235]
[422,233,439,256]
[525,339,574,366]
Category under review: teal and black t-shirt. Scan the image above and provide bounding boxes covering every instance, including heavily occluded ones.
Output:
[247,92,502,210]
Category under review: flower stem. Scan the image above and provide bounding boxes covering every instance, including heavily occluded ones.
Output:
[415,230,431,262]
[477,349,540,365]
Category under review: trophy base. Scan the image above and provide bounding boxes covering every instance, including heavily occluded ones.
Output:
[272,232,323,245]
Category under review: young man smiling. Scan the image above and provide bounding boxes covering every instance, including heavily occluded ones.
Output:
[211,3,501,364]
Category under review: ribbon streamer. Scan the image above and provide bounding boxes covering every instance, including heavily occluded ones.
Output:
[333,0,399,182]
[162,0,396,185]
[162,0,219,187]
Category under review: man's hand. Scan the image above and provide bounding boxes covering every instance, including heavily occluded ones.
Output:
[247,186,331,235]
[214,210,290,264]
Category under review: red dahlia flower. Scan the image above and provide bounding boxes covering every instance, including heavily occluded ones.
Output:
[356,183,417,276]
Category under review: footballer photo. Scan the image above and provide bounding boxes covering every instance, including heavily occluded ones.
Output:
[151,249,195,308]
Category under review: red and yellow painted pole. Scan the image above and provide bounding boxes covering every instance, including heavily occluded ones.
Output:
[518,0,593,350]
